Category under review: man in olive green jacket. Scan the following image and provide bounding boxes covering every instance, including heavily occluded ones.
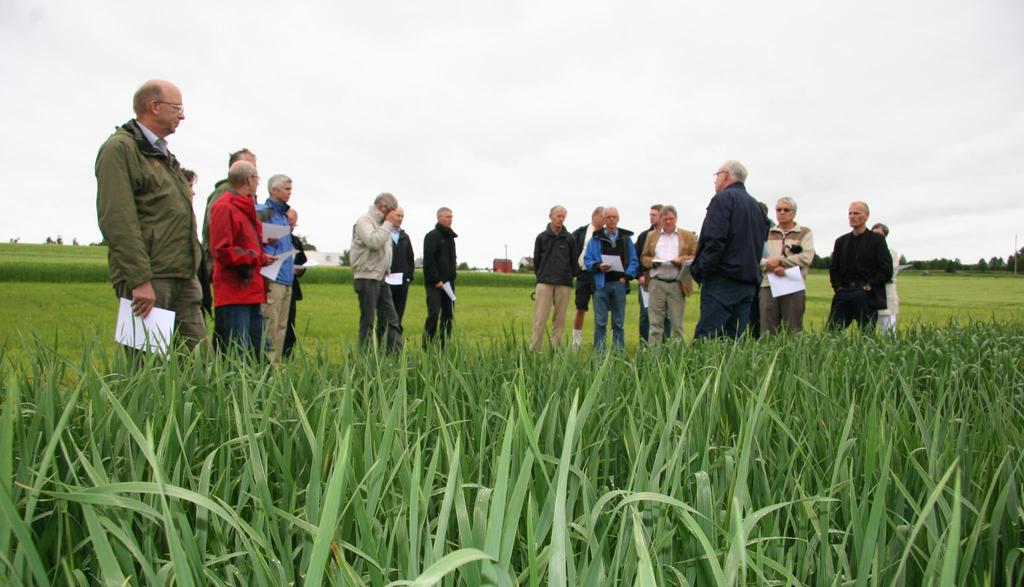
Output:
[95,79,206,349]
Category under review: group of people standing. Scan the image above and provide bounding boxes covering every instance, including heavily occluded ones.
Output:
[529,160,900,350]
[97,80,900,360]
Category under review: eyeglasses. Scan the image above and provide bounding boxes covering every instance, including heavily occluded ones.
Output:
[156,101,185,114]
[776,207,793,212]
[713,171,726,177]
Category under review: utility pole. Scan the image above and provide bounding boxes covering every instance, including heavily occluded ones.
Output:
[504,244,508,261]
[1016,234,1019,276]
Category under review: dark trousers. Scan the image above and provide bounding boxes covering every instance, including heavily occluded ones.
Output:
[215,303,263,358]
[693,276,755,340]
[283,292,299,358]
[747,284,762,339]
[827,288,878,330]
[197,256,214,318]
[424,284,454,345]
[354,278,403,350]
[389,283,411,323]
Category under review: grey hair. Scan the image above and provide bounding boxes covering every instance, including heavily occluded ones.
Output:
[549,205,566,215]
[660,205,678,218]
[132,81,164,116]
[591,206,605,217]
[602,206,619,217]
[227,161,257,189]
[436,206,453,219]
[267,174,292,192]
[777,197,797,212]
[719,160,748,182]
[871,222,889,236]
[851,200,870,215]
[374,192,398,209]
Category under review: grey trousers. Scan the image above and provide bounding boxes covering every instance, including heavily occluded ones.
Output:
[353,278,403,350]
[758,286,806,335]
[647,278,686,344]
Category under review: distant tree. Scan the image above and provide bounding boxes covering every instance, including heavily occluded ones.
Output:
[296,234,317,251]
[457,261,469,271]
[977,258,989,272]
[989,256,1005,271]
[340,249,350,266]
[45,236,54,244]
[56,235,63,245]
[898,254,907,265]
[8,237,19,243]
[72,237,80,246]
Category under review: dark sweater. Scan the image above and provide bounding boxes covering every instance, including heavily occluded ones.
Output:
[533,224,575,287]
[829,230,893,290]
[389,229,415,285]
[423,223,458,285]
[690,182,769,285]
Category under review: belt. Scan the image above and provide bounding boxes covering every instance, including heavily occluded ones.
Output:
[652,276,678,283]
[838,282,870,291]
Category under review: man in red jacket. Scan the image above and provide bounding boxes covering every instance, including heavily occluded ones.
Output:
[209,160,275,356]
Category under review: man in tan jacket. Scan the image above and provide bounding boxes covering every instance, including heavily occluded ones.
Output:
[351,192,404,350]
[640,206,697,344]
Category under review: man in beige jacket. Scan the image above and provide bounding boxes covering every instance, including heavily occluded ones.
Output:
[640,206,697,344]
[351,192,403,350]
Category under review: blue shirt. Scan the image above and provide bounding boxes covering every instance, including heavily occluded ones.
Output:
[255,197,295,286]
[135,121,167,154]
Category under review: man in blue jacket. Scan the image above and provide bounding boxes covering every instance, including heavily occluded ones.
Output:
[690,161,769,340]
[256,174,295,363]
[583,207,639,351]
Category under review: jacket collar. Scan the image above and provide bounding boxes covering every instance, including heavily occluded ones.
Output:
[120,120,168,159]
[544,224,568,237]
[434,223,458,238]
[265,197,290,213]
[595,227,634,240]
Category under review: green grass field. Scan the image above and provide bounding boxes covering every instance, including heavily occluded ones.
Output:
[1,243,1022,358]
[2,243,1024,584]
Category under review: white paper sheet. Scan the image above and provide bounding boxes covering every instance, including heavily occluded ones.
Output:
[384,272,403,286]
[767,266,806,298]
[640,286,649,308]
[261,222,291,243]
[600,254,625,273]
[299,257,320,267]
[442,281,456,301]
[115,298,175,355]
[260,249,298,279]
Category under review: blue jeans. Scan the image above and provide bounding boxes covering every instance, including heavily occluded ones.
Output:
[593,281,626,351]
[693,276,755,340]
[215,303,263,357]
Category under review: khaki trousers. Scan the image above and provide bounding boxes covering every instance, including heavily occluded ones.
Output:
[531,284,571,350]
[115,277,207,350]
[262,282,292,363]
[759,287,805,335]
[647,278,686,344]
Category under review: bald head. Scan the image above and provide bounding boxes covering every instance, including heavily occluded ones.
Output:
[228,161,259,194]
[133,79,184,138]
[286,208,298,229]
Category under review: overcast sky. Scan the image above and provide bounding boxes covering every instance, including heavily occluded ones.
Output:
[2,0,1021,268]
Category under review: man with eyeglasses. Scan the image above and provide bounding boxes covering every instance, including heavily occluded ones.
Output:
[96,79,207,350]
[758,197,815,334]
[690,160,770,340]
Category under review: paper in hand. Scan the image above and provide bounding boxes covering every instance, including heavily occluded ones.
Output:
[115,298,175,355]
[767,266,805,298]
[261,222,291,243]
[640,287,649,308]
[442,281,457,301]
[600,254,625,273]
[385,272,403,286]
[260,249,299,279]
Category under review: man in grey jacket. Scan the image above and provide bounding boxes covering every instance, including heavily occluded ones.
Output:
[351,192,403,350]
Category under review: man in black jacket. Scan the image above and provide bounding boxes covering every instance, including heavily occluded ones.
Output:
[283,208,306,358]
[827,201,893,330]
[531,205,576,350]
[379,206,415,339]
[423,207,457,345]
[570,206,604,349]
[691,160,770,340]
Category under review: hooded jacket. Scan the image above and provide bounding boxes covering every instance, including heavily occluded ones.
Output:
[95,120,201,289]
[533,224,575,287]
[209,191,269,306]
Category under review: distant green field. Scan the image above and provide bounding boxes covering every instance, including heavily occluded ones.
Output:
[1,243,1022,358]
